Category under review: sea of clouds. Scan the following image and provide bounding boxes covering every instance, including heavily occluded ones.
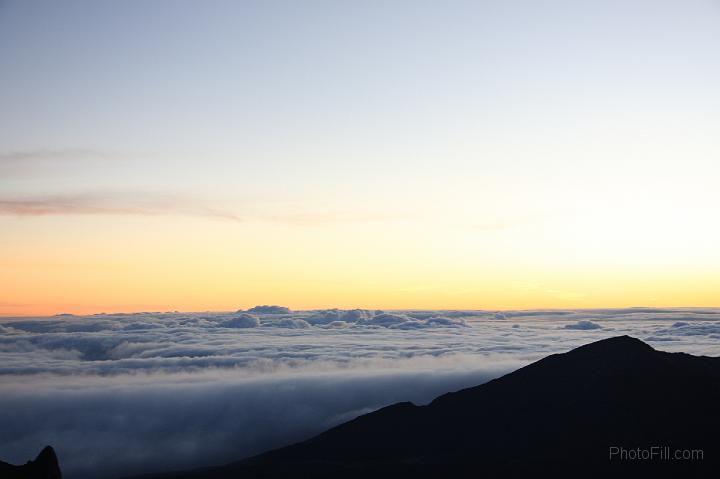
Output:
[1,307,720,478]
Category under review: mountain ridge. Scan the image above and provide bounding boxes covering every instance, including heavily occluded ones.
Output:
[128,335,719,478]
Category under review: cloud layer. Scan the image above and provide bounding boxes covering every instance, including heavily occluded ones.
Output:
[1,307,719,478]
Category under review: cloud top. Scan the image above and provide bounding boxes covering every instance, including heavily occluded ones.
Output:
[1,307,719,478]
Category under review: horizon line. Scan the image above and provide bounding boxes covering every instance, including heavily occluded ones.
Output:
[2,304,719,319]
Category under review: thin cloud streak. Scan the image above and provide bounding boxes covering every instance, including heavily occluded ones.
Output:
[0,149,112,177]
[0,194,416,225]
[0,193,242,222]
[0,148,105,162]
[259,210,413,226]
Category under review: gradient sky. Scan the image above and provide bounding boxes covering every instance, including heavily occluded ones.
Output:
[1,0,719,315]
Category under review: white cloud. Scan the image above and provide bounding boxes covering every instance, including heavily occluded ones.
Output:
[246,305,291,314]
[218,314,259,328]
[275,318,311,329]
[1,307,720,477]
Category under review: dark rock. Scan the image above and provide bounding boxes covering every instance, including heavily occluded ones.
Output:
[0,446,62,479]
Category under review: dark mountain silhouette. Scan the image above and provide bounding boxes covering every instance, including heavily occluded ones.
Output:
[0,446,62,479]
[129,336,720,478]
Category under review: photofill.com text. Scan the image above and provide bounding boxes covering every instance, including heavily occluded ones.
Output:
[609,446,703,461]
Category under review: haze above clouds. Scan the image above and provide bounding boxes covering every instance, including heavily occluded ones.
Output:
[2,307,720,478]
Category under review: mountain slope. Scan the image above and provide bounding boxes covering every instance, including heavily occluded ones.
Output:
[133,336,720,478]
[0,446,62,479]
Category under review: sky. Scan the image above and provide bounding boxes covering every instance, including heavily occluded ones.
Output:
[1,0,719,315]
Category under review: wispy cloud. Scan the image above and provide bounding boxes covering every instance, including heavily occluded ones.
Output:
[0,148,111,177]
[0,149,105,162]
[0,193,242,221]
[0,149,241,221]
[259,210,411,226]
[0,193,419,225]
[0,149,412,226]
